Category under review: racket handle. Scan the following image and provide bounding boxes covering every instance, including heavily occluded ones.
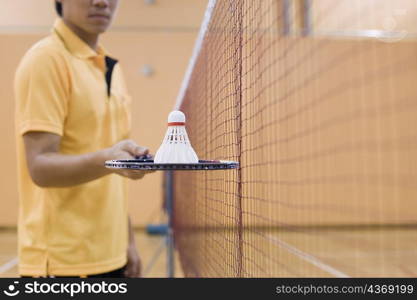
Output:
[135,154,153,160]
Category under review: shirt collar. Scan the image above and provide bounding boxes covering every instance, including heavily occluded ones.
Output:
[52,18,109,59]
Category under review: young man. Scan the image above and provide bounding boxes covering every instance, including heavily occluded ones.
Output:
[14,0,153,277]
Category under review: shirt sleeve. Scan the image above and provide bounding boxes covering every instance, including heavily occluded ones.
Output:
[14,47,71,136]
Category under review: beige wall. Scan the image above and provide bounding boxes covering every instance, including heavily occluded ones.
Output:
[0,0,205,30]
[311,0,417,36]
[0,0,207,227]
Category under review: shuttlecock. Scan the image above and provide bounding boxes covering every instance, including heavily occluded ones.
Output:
[154,111,199,163]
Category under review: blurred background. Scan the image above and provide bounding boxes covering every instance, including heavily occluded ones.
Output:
[0,0,207,229]
[0,0,207,278]
[173,0,417,277]
[1,0,417,278]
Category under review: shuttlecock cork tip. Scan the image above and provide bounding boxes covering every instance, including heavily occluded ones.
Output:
[168,110,186,124]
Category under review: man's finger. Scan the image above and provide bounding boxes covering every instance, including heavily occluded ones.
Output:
[137,263,142,277]
[132,263,139,278]
[124,264,132,277]
[134,146,149,157]
[129,172,145,179]
[122,140,138,155]
[130,263,140,278]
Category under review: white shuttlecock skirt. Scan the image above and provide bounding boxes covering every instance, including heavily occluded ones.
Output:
[154,125,199,163]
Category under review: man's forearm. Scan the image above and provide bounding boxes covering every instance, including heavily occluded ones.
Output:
[31,148,112,187]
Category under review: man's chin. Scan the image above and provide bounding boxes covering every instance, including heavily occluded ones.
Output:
[86,24,110,35]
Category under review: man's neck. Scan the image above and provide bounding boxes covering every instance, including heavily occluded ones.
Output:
[62,19,99,51]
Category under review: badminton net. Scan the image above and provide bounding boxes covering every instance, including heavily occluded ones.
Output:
[172,0,417,277]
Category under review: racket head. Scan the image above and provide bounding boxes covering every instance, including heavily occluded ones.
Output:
[105,159,239,171]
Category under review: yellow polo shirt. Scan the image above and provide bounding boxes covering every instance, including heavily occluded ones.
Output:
[14,19,132,276]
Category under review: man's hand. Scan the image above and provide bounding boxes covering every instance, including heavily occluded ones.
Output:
[124,243,142,278]
[125,217,141,278]
[106,139,149,160]
[105,139,155,180]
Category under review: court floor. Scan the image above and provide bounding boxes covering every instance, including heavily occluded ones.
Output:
[241,226,417,277]
[1,227,416,277]
[0,228,183,278]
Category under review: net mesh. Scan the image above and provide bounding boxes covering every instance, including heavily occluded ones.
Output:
[172,0,417,277]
